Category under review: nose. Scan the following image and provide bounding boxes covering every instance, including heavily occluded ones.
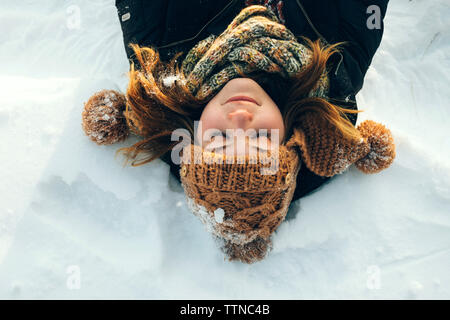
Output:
[227,109,253,128]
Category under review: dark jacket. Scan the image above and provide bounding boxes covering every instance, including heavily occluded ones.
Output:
[115,0,389,200]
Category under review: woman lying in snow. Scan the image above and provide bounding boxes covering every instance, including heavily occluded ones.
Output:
[81,0,394,263]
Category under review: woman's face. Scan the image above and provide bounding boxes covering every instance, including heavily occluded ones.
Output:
[197,78,285,155]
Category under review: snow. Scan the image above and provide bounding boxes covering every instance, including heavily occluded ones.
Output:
[214,208,225,224]
[186,197,253,245]
[0,0,449,299]
[162,75,180,88]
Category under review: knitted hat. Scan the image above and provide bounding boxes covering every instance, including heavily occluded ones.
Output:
[180,141,301,263]
[81,89,396,263]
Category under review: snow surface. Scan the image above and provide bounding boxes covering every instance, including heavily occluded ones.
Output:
[0,0,449,299]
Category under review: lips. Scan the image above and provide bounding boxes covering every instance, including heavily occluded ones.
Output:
[225,96,259,105]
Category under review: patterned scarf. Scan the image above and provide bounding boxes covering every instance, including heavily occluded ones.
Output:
[181,5,329,102]
[245,0,285,24]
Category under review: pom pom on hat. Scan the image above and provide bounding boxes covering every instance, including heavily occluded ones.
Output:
[220,237,272,264]
[355,120,396,174]
[82,89,129,145]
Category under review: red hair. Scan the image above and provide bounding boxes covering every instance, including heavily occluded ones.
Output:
[119,38,362,166]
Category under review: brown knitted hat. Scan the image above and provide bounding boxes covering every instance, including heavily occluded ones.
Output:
[180,139,301,264]
[81,90,396,263]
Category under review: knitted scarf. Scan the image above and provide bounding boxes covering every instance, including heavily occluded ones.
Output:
[181,5,329,101]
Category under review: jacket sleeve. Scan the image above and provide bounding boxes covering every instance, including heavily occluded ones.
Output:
[334,0,389,92]
[287,0,389,94]
[115,0,168,67]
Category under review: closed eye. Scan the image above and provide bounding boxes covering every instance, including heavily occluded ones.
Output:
[219,131,272,140]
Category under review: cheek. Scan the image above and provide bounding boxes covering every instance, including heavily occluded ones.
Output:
[256,109,285,141]
[198,104,226,140]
